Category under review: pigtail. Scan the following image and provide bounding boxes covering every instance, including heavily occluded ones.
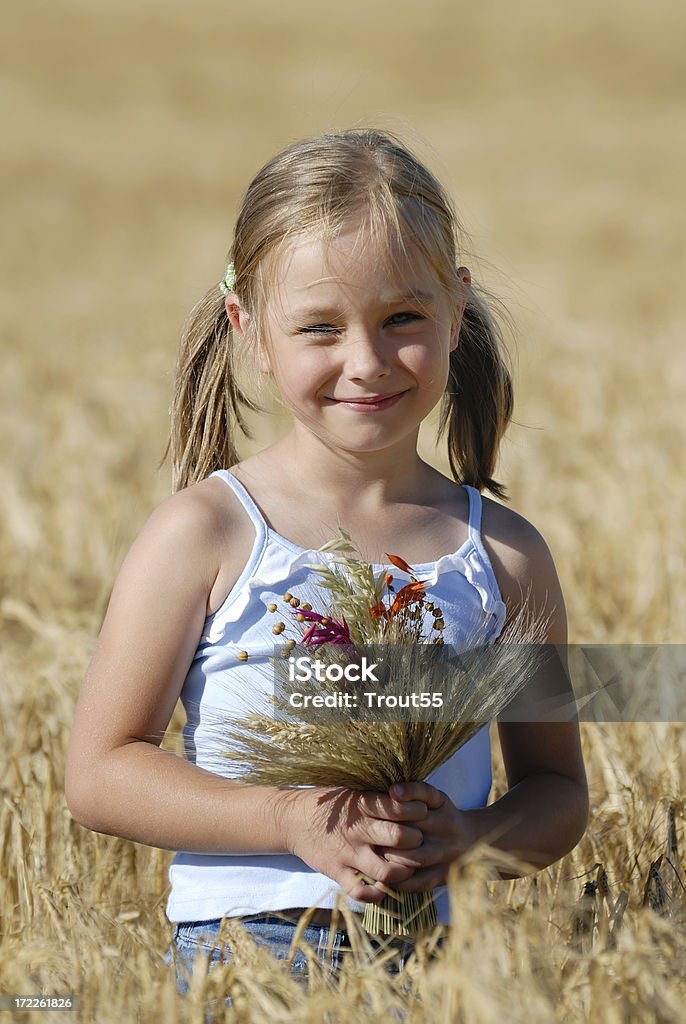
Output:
[168,287,261,492]
[439,288,513,500]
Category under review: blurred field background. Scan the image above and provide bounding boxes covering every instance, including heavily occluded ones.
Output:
[1,0,685,1020]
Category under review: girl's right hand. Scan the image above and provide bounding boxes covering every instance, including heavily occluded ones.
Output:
[282,786,428,903]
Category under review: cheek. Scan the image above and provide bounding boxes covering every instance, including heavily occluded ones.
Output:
[241,322,273,375]
[273,351,331,392]
[257,347,272,374]
[404,341,449,386]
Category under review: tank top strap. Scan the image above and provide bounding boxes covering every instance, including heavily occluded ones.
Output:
[210,470,268,544]
[462,484,483,545]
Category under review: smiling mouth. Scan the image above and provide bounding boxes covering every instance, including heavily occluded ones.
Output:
[328,391,408,410]
[332,391,407,403]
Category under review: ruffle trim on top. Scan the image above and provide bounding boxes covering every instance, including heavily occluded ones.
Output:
[200,469,506,647]
[200,541,338,646]
[201,536,507,647]
[413,541,506,642]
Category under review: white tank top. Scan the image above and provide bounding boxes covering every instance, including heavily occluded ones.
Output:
[166,471,506,924]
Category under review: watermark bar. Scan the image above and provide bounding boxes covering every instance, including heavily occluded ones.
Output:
[0,995,80,1011]
[270,644,686,723]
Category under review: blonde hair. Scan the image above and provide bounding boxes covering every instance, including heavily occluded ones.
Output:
[169,129,513,497]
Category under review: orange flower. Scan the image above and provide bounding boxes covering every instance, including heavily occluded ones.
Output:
[385,553,416,575]
[389,580,426,616]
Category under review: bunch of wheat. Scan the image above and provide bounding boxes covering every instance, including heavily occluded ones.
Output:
[222,533,553,936]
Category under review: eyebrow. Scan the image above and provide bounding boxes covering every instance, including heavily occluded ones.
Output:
[289,291,436,320]
[391,290,436,305]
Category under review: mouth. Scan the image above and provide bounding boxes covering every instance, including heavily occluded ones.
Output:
[328,391,408,411]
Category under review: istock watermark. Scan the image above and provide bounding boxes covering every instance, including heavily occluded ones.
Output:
[287,655,380,683]
[271,644,686,724]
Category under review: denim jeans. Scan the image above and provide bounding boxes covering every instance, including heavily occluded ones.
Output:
[164,914,417,996]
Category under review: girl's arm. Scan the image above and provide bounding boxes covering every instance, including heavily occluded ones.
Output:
[65,482,425,903]
[383,512,589,887]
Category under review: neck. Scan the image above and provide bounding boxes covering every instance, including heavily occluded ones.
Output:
[266,425,434,508]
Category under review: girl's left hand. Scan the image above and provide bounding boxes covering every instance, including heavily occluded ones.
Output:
[377,781,478,891]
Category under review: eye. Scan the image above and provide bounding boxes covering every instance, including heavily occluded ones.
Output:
[299,324,339,336]
[385,312,424,327]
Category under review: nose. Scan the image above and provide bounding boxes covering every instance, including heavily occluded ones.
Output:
[343,327,391,382]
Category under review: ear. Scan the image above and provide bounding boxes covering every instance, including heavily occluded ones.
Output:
[225,295,249,335]
[225,297,272,374]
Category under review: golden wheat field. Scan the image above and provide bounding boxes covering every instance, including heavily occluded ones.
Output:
[1,0,685,1020]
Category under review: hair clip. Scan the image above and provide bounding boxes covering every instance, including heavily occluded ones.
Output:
[219,262,237,295]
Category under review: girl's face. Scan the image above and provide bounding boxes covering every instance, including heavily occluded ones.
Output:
[239,216,465,459]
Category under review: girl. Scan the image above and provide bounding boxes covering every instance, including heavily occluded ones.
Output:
[65,130,588,988]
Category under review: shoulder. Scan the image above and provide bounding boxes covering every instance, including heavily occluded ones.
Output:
[479,495,556,581]
[478,494,566,642]
[137,476,236,553]
[119,475,254,603]
[113,481,225,599]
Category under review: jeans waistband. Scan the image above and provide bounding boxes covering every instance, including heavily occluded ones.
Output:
[238,907,354,928]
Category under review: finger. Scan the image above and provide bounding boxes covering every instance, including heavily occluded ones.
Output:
[360,792,428,822]
[389,782,446,809]
[369,820,424,850]
[377,847,427,869]
[341,859,414,902]
[393,867,444,893]
[382,835,445,869]
[339,868,387,904]
[368,851,416,887]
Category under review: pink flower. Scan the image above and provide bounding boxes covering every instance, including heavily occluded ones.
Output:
[297,608,353,646]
